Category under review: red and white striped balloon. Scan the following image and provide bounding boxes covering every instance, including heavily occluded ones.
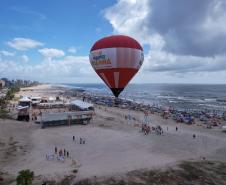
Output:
[89,35,144,97]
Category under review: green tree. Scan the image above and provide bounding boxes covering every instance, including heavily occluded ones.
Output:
[16,169,34,185]
[0,98,7,109]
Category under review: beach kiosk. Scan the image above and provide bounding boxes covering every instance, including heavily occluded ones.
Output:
[30,96,41,106]
[18,96,31,107]
[17,97,31,121]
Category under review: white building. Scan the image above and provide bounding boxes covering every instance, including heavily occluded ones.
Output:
[0,80,5,89]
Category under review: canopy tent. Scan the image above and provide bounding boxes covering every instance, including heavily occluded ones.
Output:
[16,105,29,110]
[70,100,94,111]
[19,96,31,102]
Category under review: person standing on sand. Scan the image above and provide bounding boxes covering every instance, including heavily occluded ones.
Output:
[55,147,57,154]
[59,149,62,156]
[64,149,66,156]
[176,126,178,131]
[73,136,75,141]
[67,151,69,157]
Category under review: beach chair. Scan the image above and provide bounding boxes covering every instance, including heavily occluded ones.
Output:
[57,155,64,162]
[60,156,65,162]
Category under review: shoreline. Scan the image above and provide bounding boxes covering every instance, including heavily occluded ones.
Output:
[52,83,226,129]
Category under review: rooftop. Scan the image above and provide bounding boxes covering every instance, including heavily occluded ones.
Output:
[70,100,94,109]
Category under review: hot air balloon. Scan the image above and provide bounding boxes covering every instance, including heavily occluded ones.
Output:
[89,35,144,97]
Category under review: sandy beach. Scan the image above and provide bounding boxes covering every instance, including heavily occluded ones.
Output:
[1,84,226,184]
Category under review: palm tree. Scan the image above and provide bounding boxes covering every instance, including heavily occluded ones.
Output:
[16,169,34,185]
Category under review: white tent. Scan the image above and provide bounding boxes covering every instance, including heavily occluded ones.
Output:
[48,96,55,102]
[19,96,31,102]
[70,100,94,110]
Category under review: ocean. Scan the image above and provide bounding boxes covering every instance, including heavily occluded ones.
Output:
[61,83,226,112]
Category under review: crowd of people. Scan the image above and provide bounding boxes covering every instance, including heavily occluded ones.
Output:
[45,147,70,162]
[45,136,87,163]
[81,92,226,128]
[141,124,163,136]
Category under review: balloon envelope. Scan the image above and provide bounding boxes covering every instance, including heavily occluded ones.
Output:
[89,35,144,97]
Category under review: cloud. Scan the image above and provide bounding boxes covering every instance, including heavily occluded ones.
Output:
[68,47,77,54]
[0,50,15,56]
[104,0,226,75]
[21,55,29,62]
[11,6,47,20]
[104,0,152,46]
[145,50,226,73]
[0,55,95,83]
[149,0,226,57]
[6,38,44,51]
[38,48,65,59]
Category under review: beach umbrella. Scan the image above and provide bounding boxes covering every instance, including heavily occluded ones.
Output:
[89,35,144,97]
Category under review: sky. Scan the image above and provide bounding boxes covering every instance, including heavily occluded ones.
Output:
[0,0,226,84]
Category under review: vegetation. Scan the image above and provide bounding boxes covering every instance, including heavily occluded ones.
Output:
[0,78,39,109]
[74,161,226,185]
[16,169,34,185]
[0,109,9,119]
[0,98,7,108]
[6,86,20,100]
[0,86,20,109]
